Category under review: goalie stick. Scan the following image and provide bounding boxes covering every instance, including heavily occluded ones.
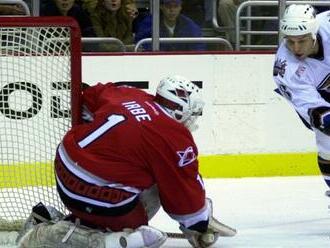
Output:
[167,219,237,239]
[30,211,237,240]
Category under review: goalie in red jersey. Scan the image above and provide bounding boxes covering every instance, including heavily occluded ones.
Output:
[19,75,235,248]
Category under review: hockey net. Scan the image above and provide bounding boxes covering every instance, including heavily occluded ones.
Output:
[0,17,81,232]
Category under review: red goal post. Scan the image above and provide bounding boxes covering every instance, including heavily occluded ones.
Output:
[0,17,82,231]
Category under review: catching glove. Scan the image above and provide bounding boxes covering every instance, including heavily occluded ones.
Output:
[180,198,236,248]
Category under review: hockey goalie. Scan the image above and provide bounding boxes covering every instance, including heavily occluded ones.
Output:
[18,75,236,248]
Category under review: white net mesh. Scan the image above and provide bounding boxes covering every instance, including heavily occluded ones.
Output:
[0,24,77,231]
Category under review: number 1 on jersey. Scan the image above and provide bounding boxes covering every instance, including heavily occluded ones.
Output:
[78,114,125,148]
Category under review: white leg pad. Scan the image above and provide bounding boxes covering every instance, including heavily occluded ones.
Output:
[18,221,167,248]
[18,221,105,248]
[105,225,167,248]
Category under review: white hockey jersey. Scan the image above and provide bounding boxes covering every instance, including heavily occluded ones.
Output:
[273,11,330,128]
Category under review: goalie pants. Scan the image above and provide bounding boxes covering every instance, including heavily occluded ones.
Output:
[64,202,148,232]
[55,153,148,231]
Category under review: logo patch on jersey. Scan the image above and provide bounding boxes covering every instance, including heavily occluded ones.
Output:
[273,59,287,78]
[177,146,196,167]
[295,65,306,78]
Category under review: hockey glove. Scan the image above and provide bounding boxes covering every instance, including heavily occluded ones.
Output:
[180,198,236,248]
[179,198,218,248]
[309,106,330,135]
[180,225,219,248]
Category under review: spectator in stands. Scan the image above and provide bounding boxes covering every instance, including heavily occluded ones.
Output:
[181,0,204,26]
[314,0,330,14]
[181,0,213,28]
[204,0,213,28]
[218,0,277,47]
[0,4,26,15]
[81,0,138,50]
[217,0,247,46]
[40,0,95,37]
[24,0,32,13]
[132,0,149,34]
[134,0,206,51]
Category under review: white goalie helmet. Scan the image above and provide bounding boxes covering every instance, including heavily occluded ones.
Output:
[280,4,319,39]
[155,75,205,131]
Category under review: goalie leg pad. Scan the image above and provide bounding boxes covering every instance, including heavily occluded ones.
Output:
[105,225,167,248]
[18,221,105,248]
[18,221,167,248]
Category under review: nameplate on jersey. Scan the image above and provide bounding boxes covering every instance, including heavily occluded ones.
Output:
[122,101,152,122]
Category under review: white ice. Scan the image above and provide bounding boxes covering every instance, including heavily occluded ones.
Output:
[152,176,330,248]
[1,176,330,248]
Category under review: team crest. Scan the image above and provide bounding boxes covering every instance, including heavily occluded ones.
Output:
[295,65,306,78]
[177,146,196,167]
[273,59,287,78]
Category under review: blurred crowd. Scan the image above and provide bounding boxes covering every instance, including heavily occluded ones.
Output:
[0,0,329,52]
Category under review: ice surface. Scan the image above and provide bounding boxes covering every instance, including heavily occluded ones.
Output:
[151,176,330,247]
[1,176,330,247]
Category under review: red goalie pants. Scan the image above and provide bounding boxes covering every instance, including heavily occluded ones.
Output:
[66,202,148,231]
[55,154,148,231]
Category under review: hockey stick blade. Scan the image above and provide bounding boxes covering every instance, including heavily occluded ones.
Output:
[166,221,236,239]
[209,218,237,237]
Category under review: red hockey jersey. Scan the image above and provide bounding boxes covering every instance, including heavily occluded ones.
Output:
[60,83,207,225]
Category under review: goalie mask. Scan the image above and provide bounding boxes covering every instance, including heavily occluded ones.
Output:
[155,75,205,131]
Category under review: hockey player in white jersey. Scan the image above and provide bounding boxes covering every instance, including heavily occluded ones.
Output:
[273,4,330,194]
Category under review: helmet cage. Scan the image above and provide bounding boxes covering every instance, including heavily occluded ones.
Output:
[155,75,204,129]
